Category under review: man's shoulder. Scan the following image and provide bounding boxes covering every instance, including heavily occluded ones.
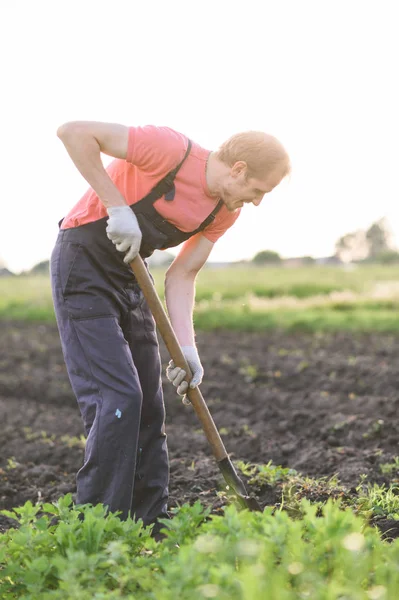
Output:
[127,125,189,172]
[131,125,188,149]
[135,125,208,155]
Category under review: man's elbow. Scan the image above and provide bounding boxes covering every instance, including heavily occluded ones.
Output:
[165,265,198,284]
[56,121,85,140]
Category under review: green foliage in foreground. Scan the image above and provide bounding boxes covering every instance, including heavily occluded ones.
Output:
[1,494,399,599]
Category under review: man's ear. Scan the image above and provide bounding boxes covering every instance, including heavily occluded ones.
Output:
[230,160,247,178]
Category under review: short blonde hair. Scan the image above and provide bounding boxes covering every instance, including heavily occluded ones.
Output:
[215,131,291,179]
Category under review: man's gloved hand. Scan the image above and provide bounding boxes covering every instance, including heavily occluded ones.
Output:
[166,346,204,400]
[106,206,143,263]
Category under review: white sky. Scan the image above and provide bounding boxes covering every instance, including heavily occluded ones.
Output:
[1,0,398,272]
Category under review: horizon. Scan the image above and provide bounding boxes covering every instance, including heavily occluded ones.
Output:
[1,244,392,276]
[1,208,397,274]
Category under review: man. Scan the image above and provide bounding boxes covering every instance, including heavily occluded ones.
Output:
[51,122,290,536]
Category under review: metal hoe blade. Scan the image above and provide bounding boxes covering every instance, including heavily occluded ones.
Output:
[218,457,262,511]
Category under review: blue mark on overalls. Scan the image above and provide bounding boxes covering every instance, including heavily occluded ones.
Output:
[115,409,122,419]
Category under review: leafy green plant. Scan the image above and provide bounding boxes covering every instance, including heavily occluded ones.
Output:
[3,494,399,599]
[0,495,154,598]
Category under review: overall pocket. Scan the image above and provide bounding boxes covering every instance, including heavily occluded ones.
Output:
[59,241,82,297]
[59,242,119,319]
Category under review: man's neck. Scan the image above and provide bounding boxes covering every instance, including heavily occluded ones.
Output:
[206,152,226,198]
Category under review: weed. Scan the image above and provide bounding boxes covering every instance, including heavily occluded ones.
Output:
[219,427,230,436]
[6,457,19,470]
[237,460,297,487]
[380,457,399,475]
[23,428,56,445]
[362,419,385,439]
[238,362,259,382]
[354,483,399,519]
[60,435,86,449]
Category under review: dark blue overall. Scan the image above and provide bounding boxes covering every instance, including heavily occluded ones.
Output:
[50,140,223,525]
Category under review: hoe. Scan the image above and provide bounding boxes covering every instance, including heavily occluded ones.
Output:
[130,255,262,512]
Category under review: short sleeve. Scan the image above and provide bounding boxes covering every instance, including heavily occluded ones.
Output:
[126,125,188,176]
[201,208,241,243]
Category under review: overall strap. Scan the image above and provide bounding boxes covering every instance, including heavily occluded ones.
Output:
[144,139,192,204]
[194,199,225,233]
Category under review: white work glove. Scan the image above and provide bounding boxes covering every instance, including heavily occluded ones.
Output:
[166,346,204,401]
[106,206,142,264]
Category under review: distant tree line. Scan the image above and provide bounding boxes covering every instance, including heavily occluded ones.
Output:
[2,218,398,274]
[0,250,173,277]
[252,218,399,265]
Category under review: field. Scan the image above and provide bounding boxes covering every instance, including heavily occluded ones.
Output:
[1,264,399,598]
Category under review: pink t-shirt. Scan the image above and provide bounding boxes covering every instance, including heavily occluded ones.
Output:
[61,125,241,243]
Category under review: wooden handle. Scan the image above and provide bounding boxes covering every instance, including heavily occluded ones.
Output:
[130,255,228,462]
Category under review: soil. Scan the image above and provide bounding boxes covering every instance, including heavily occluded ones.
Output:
[1,321,399,537]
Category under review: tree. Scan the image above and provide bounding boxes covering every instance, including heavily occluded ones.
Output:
[301,256,316,265]
[365,218,394,259]
[0,256,14,277]
[252,250,282,264]
[29,260,50,275]
[334,230,369,263]
[373,250,399,264]
[335,218,397,263]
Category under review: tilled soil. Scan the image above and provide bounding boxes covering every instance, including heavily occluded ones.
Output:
[1,321,399,534]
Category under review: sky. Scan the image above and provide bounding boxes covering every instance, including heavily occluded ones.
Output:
[1,0,398,272]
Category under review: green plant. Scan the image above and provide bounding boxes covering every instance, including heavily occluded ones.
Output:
[3,493,399,599]
[6,457,18,470]
[237,460,297,487]
[380,457,399,475]
[362,419,385,439]
[354,483,399,520]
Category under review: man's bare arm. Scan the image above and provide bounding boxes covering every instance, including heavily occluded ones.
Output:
[57,121,129,208]
[164,234,214,346]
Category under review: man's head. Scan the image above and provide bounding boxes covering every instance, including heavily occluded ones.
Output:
[208,131,291,212]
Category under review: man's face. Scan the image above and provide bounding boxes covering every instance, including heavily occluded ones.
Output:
[220,162,283,212]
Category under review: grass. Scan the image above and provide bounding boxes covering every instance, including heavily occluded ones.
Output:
[0,275,54,321]
[1,264,399,331]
